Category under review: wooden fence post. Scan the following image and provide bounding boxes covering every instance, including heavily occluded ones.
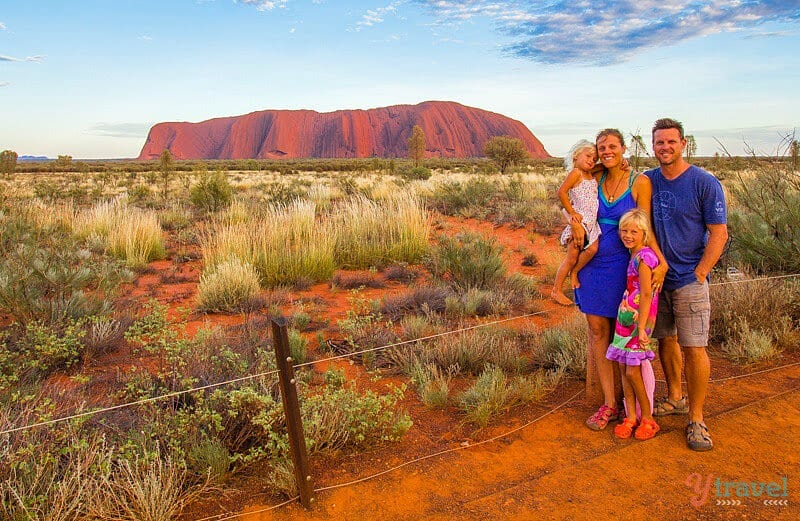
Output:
[271,316,315,509]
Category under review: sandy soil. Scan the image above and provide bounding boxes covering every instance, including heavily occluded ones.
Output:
[117,216,798,521]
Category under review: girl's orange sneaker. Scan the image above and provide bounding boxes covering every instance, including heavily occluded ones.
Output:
[634,418,660,440]
[613,417,638,439]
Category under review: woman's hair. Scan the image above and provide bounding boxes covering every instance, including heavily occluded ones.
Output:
[563,139,596,171]
[619,208,653,246]
[596,128,626,148]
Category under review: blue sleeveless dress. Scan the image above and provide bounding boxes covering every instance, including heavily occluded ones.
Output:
[574,171,637,318]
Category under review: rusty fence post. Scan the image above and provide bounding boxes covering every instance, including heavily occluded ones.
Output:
[271,316,315,508]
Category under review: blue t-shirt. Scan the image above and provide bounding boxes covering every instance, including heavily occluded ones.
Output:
[645,165,727,291]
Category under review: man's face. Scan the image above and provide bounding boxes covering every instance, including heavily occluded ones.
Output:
[652,128,686,167]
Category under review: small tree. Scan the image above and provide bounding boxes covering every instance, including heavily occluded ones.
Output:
[685,135,697,161]
[791,140,799,172]
[628,132,648,171]
[158,149,175,198]
[190,170,233,212]
[483,136,528,174]
[52,155,73,172]
[0,150,17,176]
[407,125,426,166]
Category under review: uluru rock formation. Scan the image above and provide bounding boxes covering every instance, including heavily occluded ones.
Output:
[138,101,549,160]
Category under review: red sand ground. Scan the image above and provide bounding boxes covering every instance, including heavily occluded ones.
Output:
[117,216,798,521]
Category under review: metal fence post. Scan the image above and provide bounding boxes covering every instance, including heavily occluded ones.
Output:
[271,316,314,508]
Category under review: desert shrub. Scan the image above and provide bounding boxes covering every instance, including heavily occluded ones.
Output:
[710,275,800,348]
[407,360,456,408]
[332,193,430,269]
[380,285,451,321]
[97,455,207,521]
[727,167,800,272]
[426,232,506,290]
[397,164,432,181]
[531,313,588,378]
[190,170,233,212]
[0,208,129,325]
[414,327,525,376]
[429,176,497,216]
[383,262,422,284]
[288,328,307,365]
[722,318,778,363]
[197,257,261,313]
[299,382,412,452]
[458,365,556,427]
[331,271,386,289]
[186,437,231,485]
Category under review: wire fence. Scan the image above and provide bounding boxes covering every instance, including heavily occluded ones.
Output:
[2,272,800,519]
[2,272,798,437]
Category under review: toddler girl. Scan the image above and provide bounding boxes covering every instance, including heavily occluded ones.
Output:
[551,139,601,306]
[606,208,659,440]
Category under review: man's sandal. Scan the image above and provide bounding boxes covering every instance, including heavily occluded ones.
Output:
[613,417,638,439]
[653,396,689,417]
[686,421,713,451]
[634,418,660,440]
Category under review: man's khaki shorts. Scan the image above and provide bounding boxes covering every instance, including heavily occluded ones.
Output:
[652,280,710,347]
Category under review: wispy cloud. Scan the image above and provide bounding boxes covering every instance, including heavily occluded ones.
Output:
[0,81,10,87]
[418,1,800,65]
[0,54,45,62]
[354,1,404,31]
[86,123,152,139]
[237,0,288,11]
[0,22,7,31]
[138,35,153,41]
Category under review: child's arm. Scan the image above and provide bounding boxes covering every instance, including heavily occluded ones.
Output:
[633,175,669,288]
[557,169,585,223]
[637,260,654,346]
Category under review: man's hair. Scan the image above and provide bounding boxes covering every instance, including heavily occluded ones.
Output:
[596,128,626,147]
[652,118,685,140]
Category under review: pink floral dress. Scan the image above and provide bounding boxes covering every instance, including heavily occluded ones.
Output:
[560,177,601,247]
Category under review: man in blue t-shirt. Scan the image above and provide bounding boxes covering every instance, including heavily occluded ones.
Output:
[645,118,728,452]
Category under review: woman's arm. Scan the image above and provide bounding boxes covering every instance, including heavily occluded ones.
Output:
[632,175,668,289]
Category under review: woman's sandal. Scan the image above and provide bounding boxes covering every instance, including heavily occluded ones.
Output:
[613,417,638,439]
[653,396,689,417]
[634,418,660,440]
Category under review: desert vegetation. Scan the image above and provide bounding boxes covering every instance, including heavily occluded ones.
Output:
[1,153,798,519]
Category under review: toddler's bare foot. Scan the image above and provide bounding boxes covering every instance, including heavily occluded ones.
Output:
[551,290,574,306]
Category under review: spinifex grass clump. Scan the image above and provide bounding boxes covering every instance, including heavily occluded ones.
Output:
[201,200,336,287]
[196,257,261,312]
[332,193,430,269]
[74,199,166,268]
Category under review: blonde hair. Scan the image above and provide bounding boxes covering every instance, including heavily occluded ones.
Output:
[563,139,596,171]
[619,208,653,246]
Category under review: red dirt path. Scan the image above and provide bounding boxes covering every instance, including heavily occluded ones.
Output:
[124,217,798,521]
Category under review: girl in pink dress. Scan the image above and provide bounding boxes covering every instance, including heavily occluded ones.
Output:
[605,208,660,440]
[551,140,601,306]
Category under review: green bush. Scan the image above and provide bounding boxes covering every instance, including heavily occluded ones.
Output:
[426,232,506,290]
[197,257,261,313]
[190,170,233,212]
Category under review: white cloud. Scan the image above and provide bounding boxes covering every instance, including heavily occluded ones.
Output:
[418,0,800,65]
[0,81,10,87]
[0,54,45,62]
[0,22,7,31]
[354,1,404,31]
[85,123,153,139]
[237,0,288,11]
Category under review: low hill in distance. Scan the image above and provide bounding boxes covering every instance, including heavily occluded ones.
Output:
[138,100,549,160]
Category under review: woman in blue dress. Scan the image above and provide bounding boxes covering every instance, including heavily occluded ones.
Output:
[572,129,667,431]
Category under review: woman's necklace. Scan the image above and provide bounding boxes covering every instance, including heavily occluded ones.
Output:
[605,171,626,201]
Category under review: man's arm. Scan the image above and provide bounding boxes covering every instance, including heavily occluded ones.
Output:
[695,223,729,282]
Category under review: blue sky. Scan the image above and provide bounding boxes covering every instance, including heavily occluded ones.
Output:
[2,0,799,159]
